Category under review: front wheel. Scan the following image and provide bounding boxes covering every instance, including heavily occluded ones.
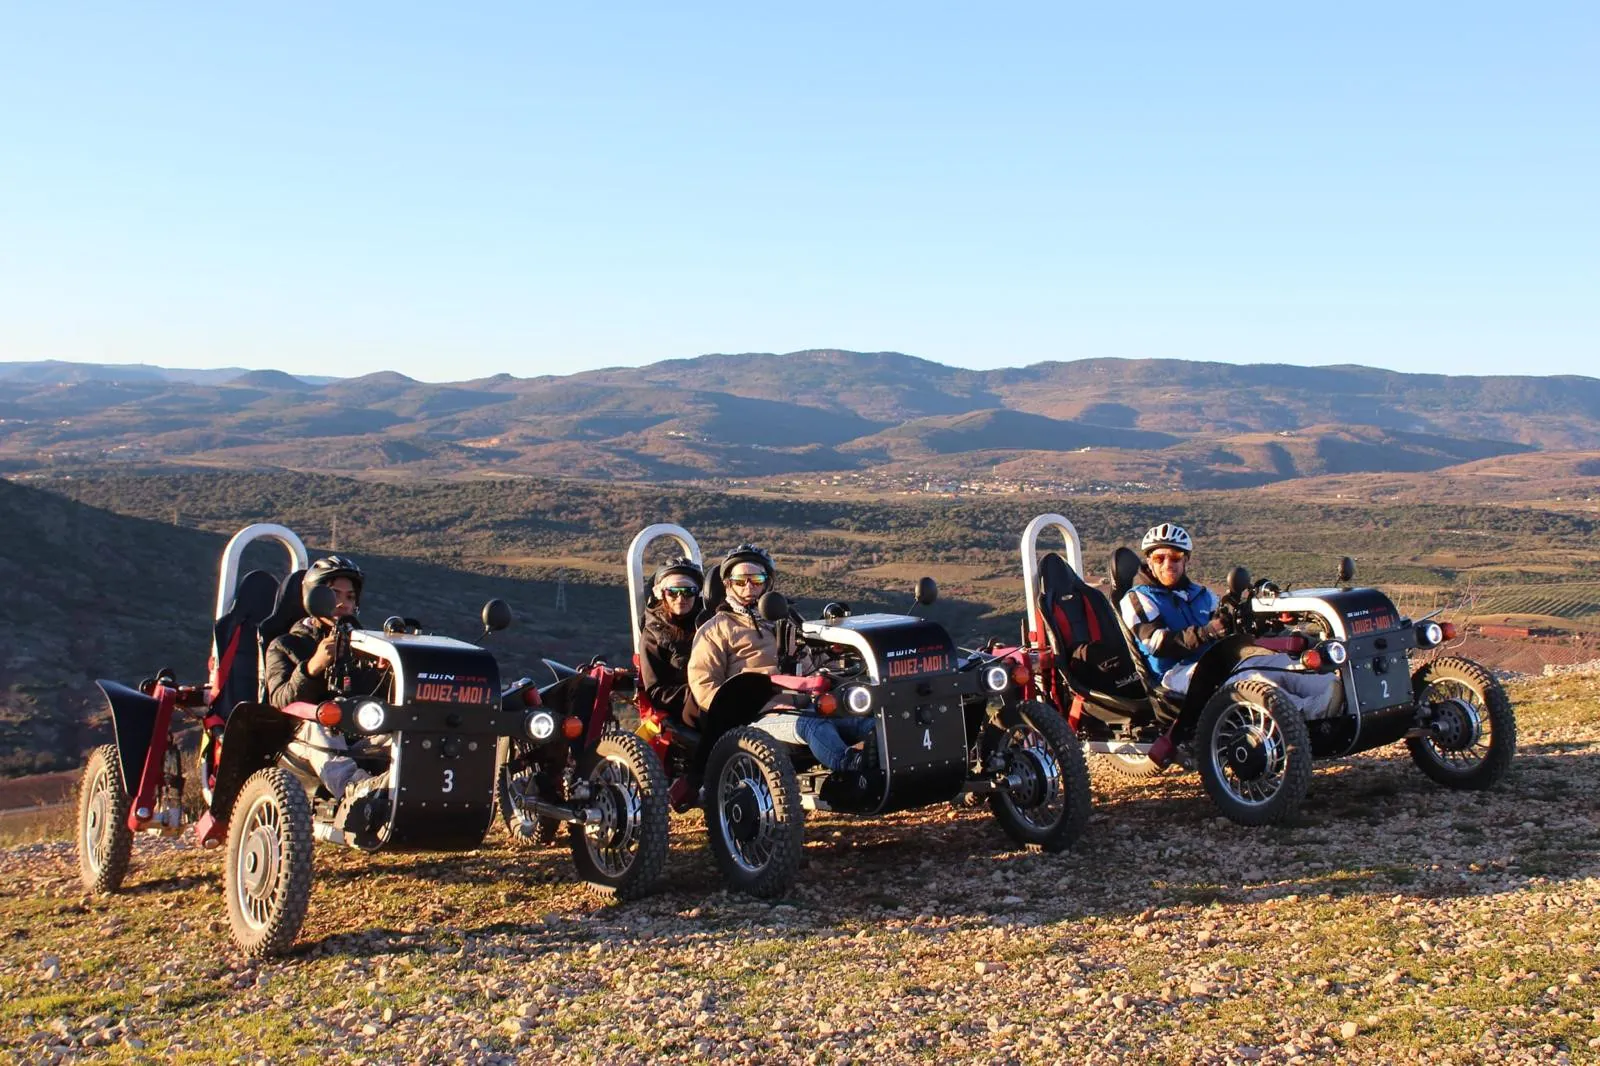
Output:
[1196,679,1312,826]
[1407,656,1516,790]
[989,701,1092,852]
[224,768,314,959]
[702,727,804,898]
[77,745,134,895]
[570,731,669,900]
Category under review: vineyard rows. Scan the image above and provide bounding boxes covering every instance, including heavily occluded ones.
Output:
[1473,582,1600,627]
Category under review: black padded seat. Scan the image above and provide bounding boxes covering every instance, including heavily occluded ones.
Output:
[1037,553,1147,700]
[699,566,727,623]
[259,570,308,650]
[208,569,284,714]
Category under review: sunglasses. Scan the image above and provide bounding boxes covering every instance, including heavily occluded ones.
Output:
[661,586,699,599]
[1149,552,1188,565]
[727,574,768,588]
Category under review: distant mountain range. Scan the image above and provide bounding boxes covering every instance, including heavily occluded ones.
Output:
[4,351,1598,488]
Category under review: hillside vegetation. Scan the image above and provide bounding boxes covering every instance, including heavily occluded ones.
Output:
[6,470,1600,775]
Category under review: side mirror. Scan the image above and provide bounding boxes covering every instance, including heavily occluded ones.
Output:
[482,599,513,633]
[1226,567,1251,597]
[822,602,850,622]
[1337,556,1355,584]
[382,616,407,635]
[914,577,938,606]
[758,590,790,622]
[305,584,338,620]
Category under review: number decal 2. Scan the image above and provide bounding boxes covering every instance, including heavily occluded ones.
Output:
[1379,679,1389,700]
[442,769,455,793]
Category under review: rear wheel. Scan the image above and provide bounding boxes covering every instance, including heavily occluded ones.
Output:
[989,701,1092,852]
[1407,657,1516,790]
[570,731,669,900]
[1196,679,1312,826]
[77,745,134,895]
[702,727,804,898]
[1099,751,1166,779]
[224,768,313,959]
[496,738,561,846]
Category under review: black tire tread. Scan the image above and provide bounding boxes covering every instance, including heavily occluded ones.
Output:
[570,731,670,901]
[76,744,134,895]
[495,737,563,848]
[1406,656,1517,790]
[1097,752,1167,780]
[701,727,804,899]
[990,701,1093,852]
[223,767,314,959]
[1196,678,1312,827]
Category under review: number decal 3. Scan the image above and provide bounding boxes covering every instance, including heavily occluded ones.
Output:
[442,769,455,793]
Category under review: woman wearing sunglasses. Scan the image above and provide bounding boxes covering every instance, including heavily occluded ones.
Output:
[689,544,874,774]
[639,557,705,726]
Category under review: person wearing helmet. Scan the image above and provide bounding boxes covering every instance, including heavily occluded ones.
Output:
[639,557,704,725]
[1120,524,1338,715]
[688,544,873,773]
[264,555,391,847]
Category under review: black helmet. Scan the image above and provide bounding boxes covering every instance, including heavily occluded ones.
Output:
[303,555,364,612]
[650,556,703,590]
[720,543,774,583]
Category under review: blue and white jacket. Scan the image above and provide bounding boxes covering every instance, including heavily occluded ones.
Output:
[1119,571,1220,676]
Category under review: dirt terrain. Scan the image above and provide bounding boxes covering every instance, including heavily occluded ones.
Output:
[1,675,1597,1065]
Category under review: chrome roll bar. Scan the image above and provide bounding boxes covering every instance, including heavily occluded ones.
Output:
[215,523,309,620]
[625,524,703,660]
[1020,513,1083,633]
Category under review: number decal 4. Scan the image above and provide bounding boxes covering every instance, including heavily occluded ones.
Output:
[442,769,455,793]
[922,729,933,751]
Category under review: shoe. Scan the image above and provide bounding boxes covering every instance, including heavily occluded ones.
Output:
[668,775,701,813]
[336,771,391,850]
[838,749,866,775]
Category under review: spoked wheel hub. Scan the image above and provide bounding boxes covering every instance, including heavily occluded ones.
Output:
[724,782,763,843]
[1208,701,1289,806]
[84,774,112,873]
[1004,748,1052,809]
[1426,696,1483,752]
[581,763,646,878]
[1222,729,1271,782]
[236,802,284,930]
[717,753,781,872]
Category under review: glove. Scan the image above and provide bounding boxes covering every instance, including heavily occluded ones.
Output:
[1205,613,1232,639]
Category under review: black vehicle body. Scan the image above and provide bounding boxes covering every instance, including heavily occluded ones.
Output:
[76,522,663,959]
[625,524,1092,898]
[1010,513,1516,825]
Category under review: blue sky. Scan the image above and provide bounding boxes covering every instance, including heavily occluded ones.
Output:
[1,3,1594,382]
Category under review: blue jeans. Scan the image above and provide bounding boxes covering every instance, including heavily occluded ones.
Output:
[794,715,875,771]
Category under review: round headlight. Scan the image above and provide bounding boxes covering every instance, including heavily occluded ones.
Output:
[526,710,556,741]
[1324,641,1348,665]
[844,685,873,716]
[1421,621,1443,647]
[354,701,386,732]
[984,664,1011,693]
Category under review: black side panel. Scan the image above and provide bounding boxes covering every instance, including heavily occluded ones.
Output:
[97,681,159,794]
[381,731,497,850]
[876,673,970,814]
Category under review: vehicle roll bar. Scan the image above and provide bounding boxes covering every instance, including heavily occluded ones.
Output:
[215,523,310,620]
[1020,513,1083,633]
[626,524,703,660]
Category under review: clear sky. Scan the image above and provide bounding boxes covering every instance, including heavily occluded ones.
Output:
[1,3,1594,382]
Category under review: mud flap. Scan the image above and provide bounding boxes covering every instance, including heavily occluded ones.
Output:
[96,680,159,797]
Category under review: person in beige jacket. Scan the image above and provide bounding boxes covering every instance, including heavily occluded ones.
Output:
[688,545,873,775]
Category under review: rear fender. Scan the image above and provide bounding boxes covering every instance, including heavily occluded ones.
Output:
[95,681,162,803]
[1176,637,1267,736]
[208,702,298,823]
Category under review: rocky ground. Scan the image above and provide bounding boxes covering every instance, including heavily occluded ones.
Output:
[2,674,1597,1065]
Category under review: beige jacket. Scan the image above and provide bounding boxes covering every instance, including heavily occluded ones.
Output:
[688,606,780,713]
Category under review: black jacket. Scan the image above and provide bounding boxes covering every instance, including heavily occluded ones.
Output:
[639,603,699,722]
[264,617,388,709]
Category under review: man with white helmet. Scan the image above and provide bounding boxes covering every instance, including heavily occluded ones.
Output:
[1121,523,1338,715]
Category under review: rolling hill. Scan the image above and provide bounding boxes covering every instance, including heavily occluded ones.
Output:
[1,351,1591,487]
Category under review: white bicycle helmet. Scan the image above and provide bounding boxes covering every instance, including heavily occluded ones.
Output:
[1140,523,1193,556]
